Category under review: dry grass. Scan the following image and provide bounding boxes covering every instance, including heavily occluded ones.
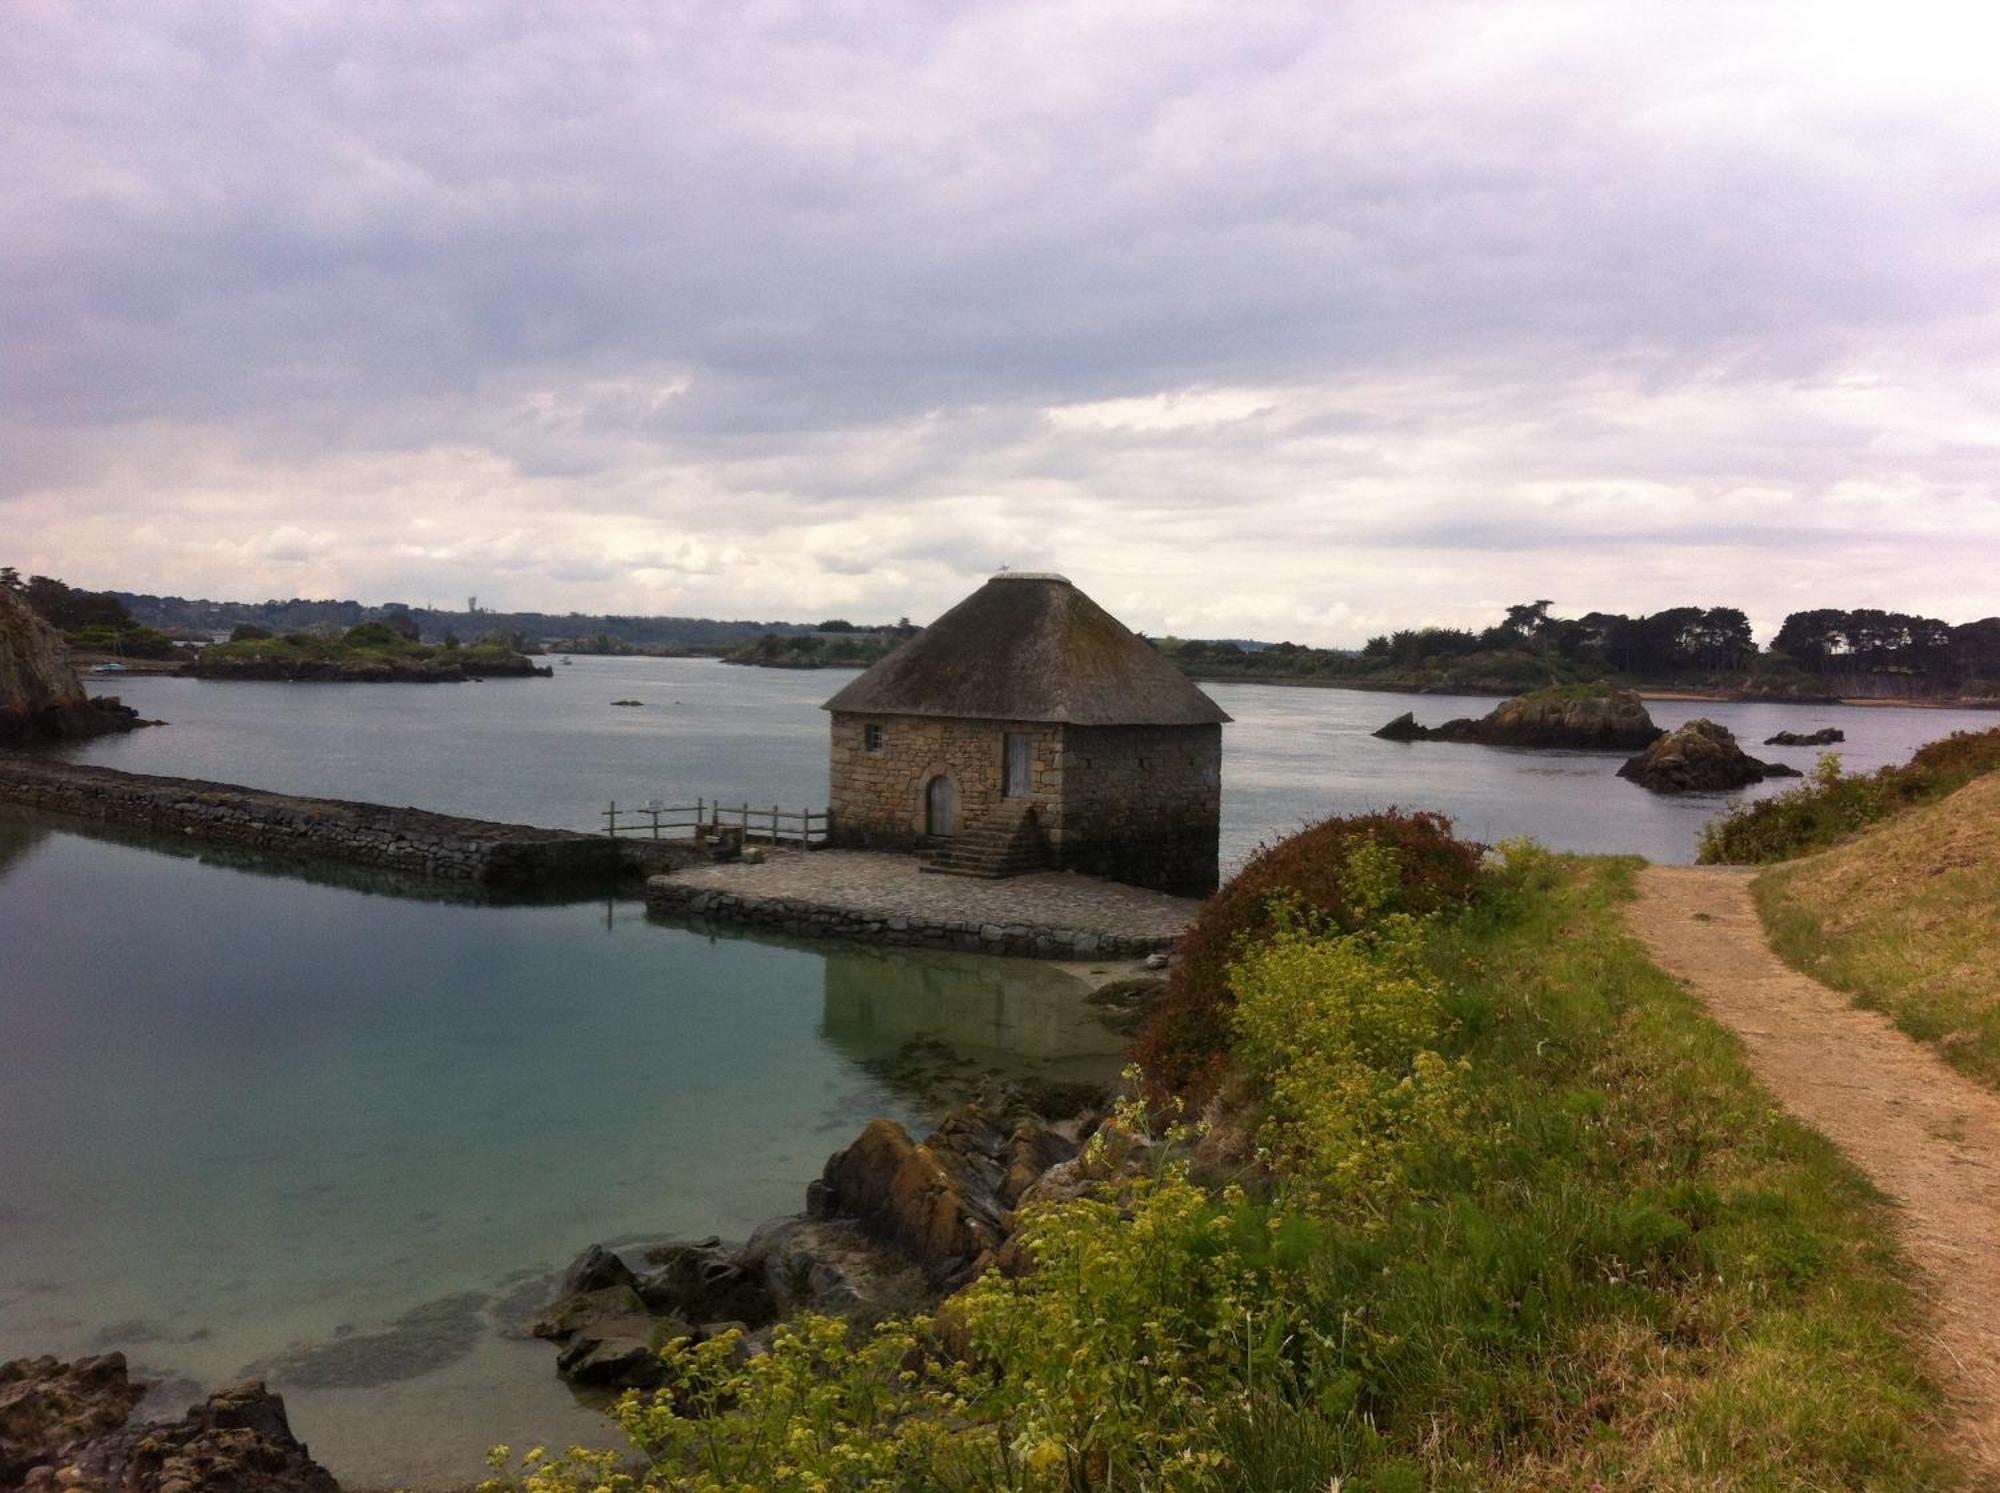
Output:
[1755,773,2000,1090]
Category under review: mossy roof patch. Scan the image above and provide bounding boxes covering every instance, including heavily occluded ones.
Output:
[823,574,1231,726]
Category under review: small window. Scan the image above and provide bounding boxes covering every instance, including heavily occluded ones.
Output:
[864,723,884,753]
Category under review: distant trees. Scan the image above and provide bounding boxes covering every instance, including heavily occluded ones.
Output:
[1180,598,1995,696]
[1771,608,1956,677]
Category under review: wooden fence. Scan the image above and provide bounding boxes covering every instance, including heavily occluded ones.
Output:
[601,797,829,847]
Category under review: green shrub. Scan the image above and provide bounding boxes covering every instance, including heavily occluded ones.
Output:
[1133,811,1484,1103]
[1229,896,1469,1211]
[342,620,413,649]
[1700,726,2000,863]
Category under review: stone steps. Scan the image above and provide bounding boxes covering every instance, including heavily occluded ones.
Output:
[922,801,1049,879]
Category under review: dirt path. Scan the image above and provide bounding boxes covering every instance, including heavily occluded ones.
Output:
[1628,866,2000,1471]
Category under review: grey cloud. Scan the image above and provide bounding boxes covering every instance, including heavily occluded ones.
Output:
[3,2,1997,635]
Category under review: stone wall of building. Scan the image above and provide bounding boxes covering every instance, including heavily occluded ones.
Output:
[1059,723,1222,896]
[829,713,1222,895]
[0,756,628,886]
[828,712,1061,848]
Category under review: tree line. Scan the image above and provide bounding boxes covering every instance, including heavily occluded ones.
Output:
[1164,599,1999,694]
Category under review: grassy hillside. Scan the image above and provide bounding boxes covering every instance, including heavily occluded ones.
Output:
[1701,725,2000,864]
[484,839,1962,1492]
[1755,773,2000,1091]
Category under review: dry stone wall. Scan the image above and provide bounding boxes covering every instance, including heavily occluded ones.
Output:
[828,712,1059,846]
[0,757,626,886]
[829,713,1222,894]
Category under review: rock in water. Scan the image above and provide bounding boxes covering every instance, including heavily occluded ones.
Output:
[0,1356,339,1492]
[1764,727,1844,746]
[1374,686,1663,751]
[0,588,147,745]
[1618,719,1804,792]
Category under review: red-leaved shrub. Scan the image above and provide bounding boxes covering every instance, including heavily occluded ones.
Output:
[1132,809,1485,1105]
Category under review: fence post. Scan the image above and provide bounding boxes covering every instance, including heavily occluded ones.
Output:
[605,801,618,839]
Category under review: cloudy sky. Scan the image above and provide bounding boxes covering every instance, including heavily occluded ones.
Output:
[5,1,1997,643]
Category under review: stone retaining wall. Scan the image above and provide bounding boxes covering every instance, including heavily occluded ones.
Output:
[0,755,628,887]
[644,876,1173,959]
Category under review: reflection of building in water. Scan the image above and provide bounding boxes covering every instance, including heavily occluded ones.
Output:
[0,815,51,883]
[819,943,1126,1064]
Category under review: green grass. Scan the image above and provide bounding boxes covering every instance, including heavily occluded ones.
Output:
[1247,852,1960,1489]
[1755,773,2000,1091]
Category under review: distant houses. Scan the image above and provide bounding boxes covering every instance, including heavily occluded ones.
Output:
[822,573,1229,895]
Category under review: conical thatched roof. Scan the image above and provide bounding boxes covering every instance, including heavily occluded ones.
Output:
[823,573,1231,727]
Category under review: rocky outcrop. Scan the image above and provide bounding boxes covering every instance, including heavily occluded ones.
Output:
[531,1097,1096,1391]
[0,1355,338,1492]
[1618,719,1805,792]
[1764,727,1845,746]
[529,1238,780,1389]
[808,1105,1081,1287]
[1374,687,1663,752]
[0,588,149,746]
[0,1355,147,1486]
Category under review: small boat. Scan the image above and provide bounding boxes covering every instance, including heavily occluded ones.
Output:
[90,661,129,674]
[559,656,574,665]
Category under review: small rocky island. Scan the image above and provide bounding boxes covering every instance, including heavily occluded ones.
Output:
[1765,726,1845,746]
[0,586,151,745]
[191,621,551,682]
[1374,683,1664,751]
[1618,718,1804,792]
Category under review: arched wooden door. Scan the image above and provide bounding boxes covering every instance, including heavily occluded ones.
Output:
[925,775,957,837]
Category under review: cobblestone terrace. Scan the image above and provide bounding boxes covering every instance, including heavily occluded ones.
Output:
[660,848,1200,942]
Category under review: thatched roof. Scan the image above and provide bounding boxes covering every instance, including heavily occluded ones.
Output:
[823,573,1231,727]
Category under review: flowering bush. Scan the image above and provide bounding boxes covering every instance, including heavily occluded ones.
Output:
[1133,810,1484,1102]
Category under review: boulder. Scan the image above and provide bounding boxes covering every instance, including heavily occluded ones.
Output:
[1618,719,1806,792]
[1764,727,1844,746]
[1375,686,1662,751]
[807,1105,1080,1287]
[531,1241,780,1391]
[637,1239,775,1324]
[737,1216,933,1320]
[2,1360,339,1493]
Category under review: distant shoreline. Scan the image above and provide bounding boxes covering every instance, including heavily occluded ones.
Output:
[1179,670,1998,710]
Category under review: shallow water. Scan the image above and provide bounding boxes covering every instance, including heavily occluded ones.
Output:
[7,660,1990,1483]
[0,818,1118,1487]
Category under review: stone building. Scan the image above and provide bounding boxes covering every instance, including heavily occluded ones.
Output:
[823,573,1229,895]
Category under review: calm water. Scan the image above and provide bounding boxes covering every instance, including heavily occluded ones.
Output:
[5,660,1990,1484]
[66,656,1999,865]
[0,813,1117,1487]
